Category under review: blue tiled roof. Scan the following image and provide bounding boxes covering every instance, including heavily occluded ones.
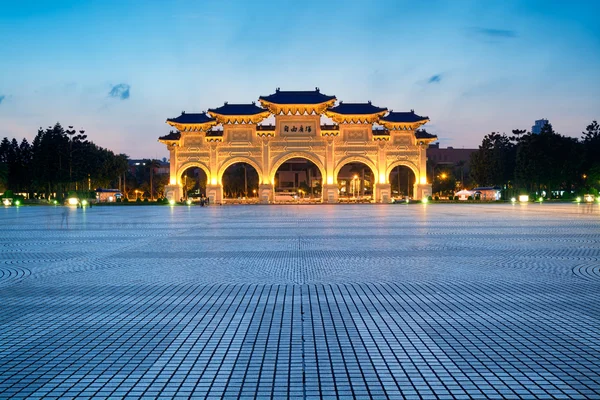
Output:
[259,88,336,104]
[208,103,269,115]
[166,112,215,124]
[328,102,387,115]
[381,111,429,123]
[158,131,181,141]
[415,130,437,139]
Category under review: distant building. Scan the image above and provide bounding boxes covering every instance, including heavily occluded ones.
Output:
[427,143,476,166]
[95,189,122,203]
[427,143,477,185]
[128,159,170,175]
[532,119,548,135]
[472,187,502,201]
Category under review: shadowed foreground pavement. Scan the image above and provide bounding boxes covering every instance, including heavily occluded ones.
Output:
[1,204,599,399]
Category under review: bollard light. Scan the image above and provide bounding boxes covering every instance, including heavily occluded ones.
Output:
[169,199,175,206]
[186,199,192,205]
[576,197,582,203]
[511,197,516,203]
[14,200,21,206]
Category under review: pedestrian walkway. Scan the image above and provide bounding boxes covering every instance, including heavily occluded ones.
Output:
[1,204,599,398]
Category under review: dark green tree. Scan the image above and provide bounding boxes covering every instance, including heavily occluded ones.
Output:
[470,132,515,187]
[581,121,600,192]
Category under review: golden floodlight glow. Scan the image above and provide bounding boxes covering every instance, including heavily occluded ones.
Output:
[170,178,176,185]
[2,199,11,206]
[327,176,334,185]
[68,198,79,205]
[518,195,529,202]
[584,195,594,203]
[420,176,427,185]
[211,177,218,185]
[379,173,386,184]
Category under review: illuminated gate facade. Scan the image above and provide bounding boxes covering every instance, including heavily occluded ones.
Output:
[159,88,436,203]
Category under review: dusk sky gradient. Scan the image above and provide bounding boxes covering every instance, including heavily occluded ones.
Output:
[1,0,599,158]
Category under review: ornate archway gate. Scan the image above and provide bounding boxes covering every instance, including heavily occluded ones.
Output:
[159,88,436,203]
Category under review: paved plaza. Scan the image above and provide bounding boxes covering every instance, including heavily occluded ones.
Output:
[1,203,599,399]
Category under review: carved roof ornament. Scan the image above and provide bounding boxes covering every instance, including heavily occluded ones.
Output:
[326,102,388,124]
[208,103,270,124]
[379,110,429,130]
[166,112,217,132]
[258,88,336,116]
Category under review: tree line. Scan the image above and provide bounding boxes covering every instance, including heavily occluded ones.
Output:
[0,123,128,200]
[469,120,600,197]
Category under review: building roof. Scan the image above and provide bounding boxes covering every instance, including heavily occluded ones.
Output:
[208,102,268,116]
[259,88,336,104]
[158,131,181,141]
[95,188,121,193]
[380,111,429,123]
[415,130,437,139]
[327,102,387,115]
[166,112,215,124]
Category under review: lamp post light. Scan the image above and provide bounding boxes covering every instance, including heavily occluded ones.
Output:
[253,189,257,198]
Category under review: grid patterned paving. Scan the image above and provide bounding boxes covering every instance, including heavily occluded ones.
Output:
[1,203,599,399]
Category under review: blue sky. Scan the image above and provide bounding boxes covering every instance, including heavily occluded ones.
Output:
[0,0,599,158]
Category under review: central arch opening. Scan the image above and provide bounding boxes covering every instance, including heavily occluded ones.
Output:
[180,166,208,202]
[273,158,322,202]
[389,165,416,200]
[221,163,260,201]
[337,162,374,202]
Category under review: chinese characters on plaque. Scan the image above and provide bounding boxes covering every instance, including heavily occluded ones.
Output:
[283,125,312,133]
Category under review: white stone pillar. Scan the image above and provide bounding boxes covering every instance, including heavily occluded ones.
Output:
[323,138,337,203]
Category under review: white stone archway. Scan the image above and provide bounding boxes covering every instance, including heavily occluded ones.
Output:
[160,89,436,203]
[386,160,425,200]
[269,152,326,187]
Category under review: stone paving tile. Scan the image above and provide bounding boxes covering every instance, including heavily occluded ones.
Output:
[1,203,600,399]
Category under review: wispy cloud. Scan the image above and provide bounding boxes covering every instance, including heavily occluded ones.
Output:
[428,74,442,84]
[0,95,5,105]
[108,83,130,100]
[472,27,517,39]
